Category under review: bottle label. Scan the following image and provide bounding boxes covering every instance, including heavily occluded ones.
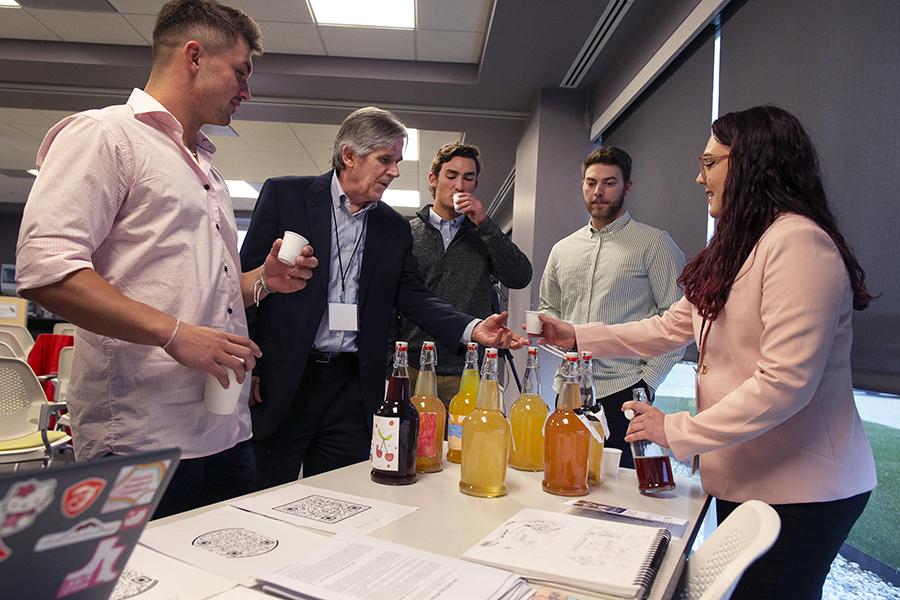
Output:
[371,415,399,472]
[448,414,466,451]
[577,413,605,444]
[416,412,438,458]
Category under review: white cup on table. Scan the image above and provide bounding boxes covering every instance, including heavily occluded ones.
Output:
[602,447,623,478]
[277,231,308,266]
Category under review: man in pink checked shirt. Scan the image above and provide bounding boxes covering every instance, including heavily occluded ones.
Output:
[15,0,317,519]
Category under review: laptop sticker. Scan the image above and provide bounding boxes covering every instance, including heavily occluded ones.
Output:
[109,568,158,600]
[61,477,106,519]
[192,528,278,558]
[0,478,57,537]
[101,460,171,514]
[120,506,152,531]
[34,517,122,552]
[0,538,10,562]
[57,536,126,598]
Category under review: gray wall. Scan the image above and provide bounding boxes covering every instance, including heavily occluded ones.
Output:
[0,204,23,265]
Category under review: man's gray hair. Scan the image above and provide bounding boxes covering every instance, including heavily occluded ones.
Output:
[331,106,407,172]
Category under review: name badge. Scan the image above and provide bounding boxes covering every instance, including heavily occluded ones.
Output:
[329,302,358,331]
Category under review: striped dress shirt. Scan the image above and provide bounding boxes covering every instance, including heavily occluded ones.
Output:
[539,211,685,396]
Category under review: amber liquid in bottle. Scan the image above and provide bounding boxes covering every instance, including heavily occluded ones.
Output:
[459,348,510,498]
[413,341,445,474]
[543,352,590,496]
[509,346,547,471]
[371,341,419,485]
[581,352,605,485]
[447,342,479,464]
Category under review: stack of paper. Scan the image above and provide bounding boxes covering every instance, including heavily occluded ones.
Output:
[258,533,533,600]
[463,508,671,600]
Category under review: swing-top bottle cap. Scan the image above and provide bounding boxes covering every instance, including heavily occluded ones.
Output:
[580,351,593,360]
[564,351,579,361]
[527,346,538,355]
[466,342,478,351]
[485,347,498,358]
[395,341,408,351]
[423,341,435,350]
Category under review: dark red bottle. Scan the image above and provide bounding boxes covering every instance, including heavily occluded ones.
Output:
[371,341,419,485]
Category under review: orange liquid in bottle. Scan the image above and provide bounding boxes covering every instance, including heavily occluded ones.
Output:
[542,353,589,496]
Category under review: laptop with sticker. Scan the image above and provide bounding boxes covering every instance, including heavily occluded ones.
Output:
[0,448,180,599]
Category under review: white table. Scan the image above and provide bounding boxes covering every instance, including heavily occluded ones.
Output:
[150,458,709,599]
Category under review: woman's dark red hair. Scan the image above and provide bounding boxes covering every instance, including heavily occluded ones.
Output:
[678,105,873,320]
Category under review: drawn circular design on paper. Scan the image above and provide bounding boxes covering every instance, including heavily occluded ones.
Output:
[110,568,158,599]
[192,527,278,557]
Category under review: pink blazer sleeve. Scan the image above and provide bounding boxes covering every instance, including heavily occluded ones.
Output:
[574,296,695,358]
[665,223,851,458]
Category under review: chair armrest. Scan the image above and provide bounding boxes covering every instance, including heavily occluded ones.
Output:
[37,373,58,383]
[40,402,69,467]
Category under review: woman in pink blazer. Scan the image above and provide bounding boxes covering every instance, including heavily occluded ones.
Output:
[539,106,876,599]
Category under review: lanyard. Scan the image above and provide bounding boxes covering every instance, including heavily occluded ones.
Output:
[331,198,367,303]
[695,318,710,375]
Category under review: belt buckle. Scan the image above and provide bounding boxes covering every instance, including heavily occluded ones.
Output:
[312,350,331,364]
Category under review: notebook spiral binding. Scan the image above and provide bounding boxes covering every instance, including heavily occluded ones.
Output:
[633,528,672,599]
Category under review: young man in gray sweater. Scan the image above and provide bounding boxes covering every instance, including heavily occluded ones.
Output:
[397,143,532,405]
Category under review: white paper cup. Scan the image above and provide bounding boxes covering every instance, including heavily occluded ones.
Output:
[602,447,622,477]
[452,193,462,212]
[525,310,543,335]
[277,231,308,265]
[203,368,245,415]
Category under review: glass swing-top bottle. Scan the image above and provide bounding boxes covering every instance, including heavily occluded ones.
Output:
[447,342,479,464]
[413,341,445,473]
[508,346,548,471]
[542,351,590,496]
[371,341,419,485]
[459,348,511,498]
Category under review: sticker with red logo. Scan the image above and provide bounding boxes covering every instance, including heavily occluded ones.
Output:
[0,478,57,537]
[120,506,151,530]
[61,478,106,519]
[0,538,10,563]
[57,536,125,598]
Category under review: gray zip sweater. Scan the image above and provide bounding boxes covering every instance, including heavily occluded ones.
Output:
[397,204,532,375]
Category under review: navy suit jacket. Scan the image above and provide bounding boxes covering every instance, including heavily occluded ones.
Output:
[240,171,473,440]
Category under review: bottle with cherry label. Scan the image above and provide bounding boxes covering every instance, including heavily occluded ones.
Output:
[371,341,419,485]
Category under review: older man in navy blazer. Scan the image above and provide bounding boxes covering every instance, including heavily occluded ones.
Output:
[241,106,524,488]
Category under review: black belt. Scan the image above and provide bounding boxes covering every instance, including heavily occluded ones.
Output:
[308,349,357,364]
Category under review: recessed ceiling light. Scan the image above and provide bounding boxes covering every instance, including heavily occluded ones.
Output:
[0,1,21,8]
[226,180,260,199]
[381,189,420,208]
[404,128,418,162]
[308,0,414,29]
[26,169,39,176]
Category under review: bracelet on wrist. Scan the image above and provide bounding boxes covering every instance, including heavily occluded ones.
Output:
[161,318,180,350]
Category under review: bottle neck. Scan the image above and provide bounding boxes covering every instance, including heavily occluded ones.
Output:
[414,349,437,397]
[477,354,501,410]
[559,358,582,410]
[392,349,409,380]
[522,361,541,396]
[579,359,595,407]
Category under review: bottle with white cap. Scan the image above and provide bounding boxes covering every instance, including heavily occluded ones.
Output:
[542,351,590,496]
[459,348,511,497]
[371,341,419,485]
[580,351,606,485]
[413,341,445,473]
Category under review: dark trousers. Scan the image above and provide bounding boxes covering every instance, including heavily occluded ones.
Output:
[717,491,870,600]
[253,353,370,490]
[600,380,651,469]
[152,439,256,520]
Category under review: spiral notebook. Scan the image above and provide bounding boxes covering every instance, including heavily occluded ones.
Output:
[462,508,671,600]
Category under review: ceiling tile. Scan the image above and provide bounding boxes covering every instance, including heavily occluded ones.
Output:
[289,123,340,143]
[256,21,324,55]
[207,135,251,151]
[35,109,75,124]
[0,107,59,126]
[232,0,313,24]
[257,152,316,170]
[416,0,491,32]
[107,0,167,15]
[25,8,148,45]
[416,29,482,63]
[0,7,59,40]
[121,13,156,43]
[10,124,54,140]
[230,120,296,139]
[320,26,415,60]
[242,136,304,153]
[214,149,266,167]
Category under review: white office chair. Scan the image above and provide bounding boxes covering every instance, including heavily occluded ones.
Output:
[53,346,74,404]
[0,324,34,356]
[53,322,77,337]
[0,330,27,359]
[680,499,781,600]
[0,341,16,358]
[0,357,71,470]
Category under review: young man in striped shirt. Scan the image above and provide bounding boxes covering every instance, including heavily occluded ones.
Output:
[538,146,685,467]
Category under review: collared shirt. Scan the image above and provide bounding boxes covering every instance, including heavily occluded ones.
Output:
[312,173,377,352]
[428,207,466,250]
[539,210,686,397]
[16,88,250,461]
